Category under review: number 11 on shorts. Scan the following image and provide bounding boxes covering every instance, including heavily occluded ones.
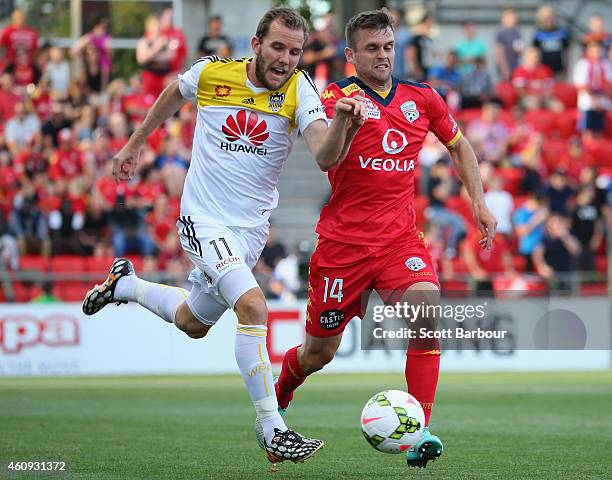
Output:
[323,277,344,303]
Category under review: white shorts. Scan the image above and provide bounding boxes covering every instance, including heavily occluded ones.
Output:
[177,216,269,325]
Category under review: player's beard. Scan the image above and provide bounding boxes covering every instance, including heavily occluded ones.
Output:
[255,55,287,91]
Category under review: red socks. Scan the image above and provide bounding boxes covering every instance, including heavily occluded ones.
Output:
[405,344,440,426]
[275,345,307,409]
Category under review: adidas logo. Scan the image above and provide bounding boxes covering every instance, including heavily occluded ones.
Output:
[242,97,255,105]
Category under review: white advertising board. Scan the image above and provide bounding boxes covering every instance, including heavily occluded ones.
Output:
[0,301,609,376]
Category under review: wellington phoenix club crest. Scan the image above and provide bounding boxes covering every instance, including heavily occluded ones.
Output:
[268,92,285,112]
[222,110,269,147]
[401,101,419,123]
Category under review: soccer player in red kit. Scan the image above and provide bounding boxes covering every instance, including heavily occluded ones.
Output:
[269,10,497,469]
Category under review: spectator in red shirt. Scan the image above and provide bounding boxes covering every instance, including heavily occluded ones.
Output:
[512,46,560,110]
[160,8,188,73]
[49,128,84,181]
[0,73,20,126]
[462,229,516,292]
[137,15,174,97]
[5,47,40,87]
[146,193,174,251]
[121,74,155,124]
[0,8,39,69]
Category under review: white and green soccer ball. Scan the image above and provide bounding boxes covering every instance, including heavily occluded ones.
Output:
[361,390,425,454]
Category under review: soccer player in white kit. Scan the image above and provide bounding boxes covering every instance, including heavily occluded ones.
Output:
[82,7,366,464]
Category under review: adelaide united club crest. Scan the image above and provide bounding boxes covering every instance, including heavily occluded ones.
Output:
[400,100,419,123]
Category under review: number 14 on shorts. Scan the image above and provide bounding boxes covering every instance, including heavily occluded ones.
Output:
[323,277,344,303]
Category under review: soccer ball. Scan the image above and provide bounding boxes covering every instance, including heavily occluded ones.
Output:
[361,390,425,454]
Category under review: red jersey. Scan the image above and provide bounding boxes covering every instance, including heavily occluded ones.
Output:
[317,76,461,246]
[465,230,510,273]
[0,25,38,65]
[49,147,83,180]
[511,64,554,95]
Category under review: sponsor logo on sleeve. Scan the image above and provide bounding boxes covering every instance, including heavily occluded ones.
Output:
[307,104,325,115]
[341,83,361,95]
[322,89,335,100]
[449,114,458,134]
[319,309,345,330]
[400,100,419,123]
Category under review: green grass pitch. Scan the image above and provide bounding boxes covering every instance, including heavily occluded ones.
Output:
[1,371,611,479]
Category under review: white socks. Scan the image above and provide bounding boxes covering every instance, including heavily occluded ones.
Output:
[235,324,286,444]
[115,275,188,324]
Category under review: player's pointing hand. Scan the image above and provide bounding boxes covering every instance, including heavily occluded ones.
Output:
[334,90,367,127]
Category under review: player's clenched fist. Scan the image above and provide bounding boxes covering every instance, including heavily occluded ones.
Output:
[334,89,367,127]
[112,145,140,183]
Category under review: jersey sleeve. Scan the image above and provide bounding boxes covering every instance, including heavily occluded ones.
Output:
[320,83,342,121]
[295,72,327,134]
[177,56,217,101]
[427,85,462,147]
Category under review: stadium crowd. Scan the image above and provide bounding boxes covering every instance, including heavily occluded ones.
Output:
[0,5,610,302]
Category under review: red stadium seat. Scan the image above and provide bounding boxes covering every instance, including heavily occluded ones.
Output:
[56,285,89,302]
[595,256,608,273]
[498,109,516,128]
[11,281,34,302]
[553,83,578,109]
[445,195,475,228]
[85,256,116,276]
[50,255,88,302]
[50,255,86,272]
[19,255,50,272]
[524,109,556,135]
[541,138,570,173]
[554,109,578,139]
[495,167,523,195]
[495,82,517,109]
[512,255,527,272]
[451,257,469,274]
[457,108,481,124]
[583,139,612,169]
[413,196,429,230]
[579,283,608,296]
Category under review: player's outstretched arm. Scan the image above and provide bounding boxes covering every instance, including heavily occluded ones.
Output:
[112,80,186,182]
[447,136,497,249]
[303,94,366,172]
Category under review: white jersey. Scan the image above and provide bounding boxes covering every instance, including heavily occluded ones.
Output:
[178,56,326,227]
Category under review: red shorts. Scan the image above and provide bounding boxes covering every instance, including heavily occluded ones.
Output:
[306,235,440,337]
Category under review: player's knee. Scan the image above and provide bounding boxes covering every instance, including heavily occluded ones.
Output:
[175,304,210,339]
[234,288,268,325]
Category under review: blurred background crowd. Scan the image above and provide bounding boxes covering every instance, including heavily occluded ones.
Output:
[0,1,610,302]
